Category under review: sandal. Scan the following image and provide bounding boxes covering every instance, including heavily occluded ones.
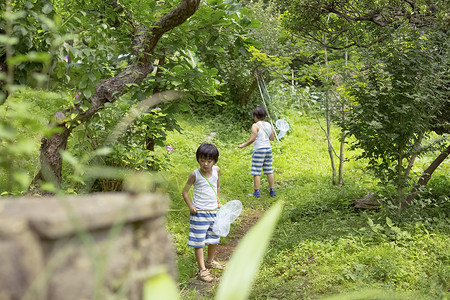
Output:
[205,260,224,270]
[198,269,214,283]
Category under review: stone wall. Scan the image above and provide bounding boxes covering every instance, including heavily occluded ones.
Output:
[0,193,177,300]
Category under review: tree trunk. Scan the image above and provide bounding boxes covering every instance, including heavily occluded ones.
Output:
[338,130,347,185]
[326,91,336,185]
[145,54,166,170]
[240,78,258,106]
[402,144,450,208]
[405,133,424,179]
[1,1,13,105]
[338,43,349,185]
[323,40,336,184]
[397,144,405,205]
[28,0,201,195]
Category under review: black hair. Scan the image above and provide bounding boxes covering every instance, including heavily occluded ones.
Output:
[196,143,219,163]
[253,106,266,120]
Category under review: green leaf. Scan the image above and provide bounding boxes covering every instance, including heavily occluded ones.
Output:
[8,52,51,65]
[211,46,225,52]
[91,147,113,157]
[38,14,56,31]
[172,65,184,74]
[42,3,53,14]
[0,35,19,46]
[83,89,92,98]
[9,140,34,154]
[61,151,79,167]
[88,72,96,82]
[41,182,57,192]
[13,172,30,189]
[2,11,26,22]
[0,124,17,139]
[13,25,27,36]
[215,201,283,300]
[24,1,33,9]
[177,102,190,112]
[32,73,48,84]
[144,272,180,300]
[238,46,248,57]
[386,216,393,228]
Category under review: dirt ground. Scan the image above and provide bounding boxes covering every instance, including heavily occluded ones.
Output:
[181,208,265,298]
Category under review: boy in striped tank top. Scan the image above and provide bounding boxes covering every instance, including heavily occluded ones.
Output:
[182,143,223,282]
[237,106,276,198]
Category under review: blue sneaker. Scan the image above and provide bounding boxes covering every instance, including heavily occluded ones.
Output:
[248,190,260,198]
[269,188,276,197]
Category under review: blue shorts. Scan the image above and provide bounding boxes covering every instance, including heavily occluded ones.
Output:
[187,211,220,248]
[251,147,273,175]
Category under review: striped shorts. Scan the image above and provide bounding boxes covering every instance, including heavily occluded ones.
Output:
[251,147,273,175]
[187,211,220,248]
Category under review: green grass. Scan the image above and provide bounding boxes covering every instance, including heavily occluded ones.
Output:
[161,111,449,299]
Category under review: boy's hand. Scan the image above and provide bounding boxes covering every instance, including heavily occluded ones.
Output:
[188,205,197,214]
[217,203,222,209]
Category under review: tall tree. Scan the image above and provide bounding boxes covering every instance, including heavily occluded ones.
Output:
[2,0,265,194]
[3,0,203,193]
[278,0,450,204]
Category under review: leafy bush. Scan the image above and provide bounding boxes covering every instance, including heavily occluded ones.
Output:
[0,88,70,194]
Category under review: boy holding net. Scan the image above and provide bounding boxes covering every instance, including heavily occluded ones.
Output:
[182,143,224,283]
[237,106,276,198]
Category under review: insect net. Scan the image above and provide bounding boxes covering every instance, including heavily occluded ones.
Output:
[213,200,243,237]
[275,119,290,139]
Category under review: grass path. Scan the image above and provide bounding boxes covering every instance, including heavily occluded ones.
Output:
[181,208,265,298]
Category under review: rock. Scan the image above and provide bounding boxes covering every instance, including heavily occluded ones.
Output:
[352,192,382,209]
[0,192,176,300]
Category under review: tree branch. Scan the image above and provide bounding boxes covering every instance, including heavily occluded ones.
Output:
[326,6,389,27]
[403,144,450,207]
[29,0,201,194]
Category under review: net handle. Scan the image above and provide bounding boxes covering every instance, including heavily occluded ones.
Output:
[257,122,271,139]
[168,208,219,212]
[255,73,279,142]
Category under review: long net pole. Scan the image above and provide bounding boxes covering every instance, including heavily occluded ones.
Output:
[255,73,279,142]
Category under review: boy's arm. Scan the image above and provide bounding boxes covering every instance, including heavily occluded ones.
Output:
[182,172,197,213]
[237,123,258,148]
[216,166,221,208]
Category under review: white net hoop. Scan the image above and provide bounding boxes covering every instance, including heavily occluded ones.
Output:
[275,119,289,131]
[212,200,243,237]
[275,119,289,139]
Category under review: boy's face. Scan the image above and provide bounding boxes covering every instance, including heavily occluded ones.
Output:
[198,157,216,173]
